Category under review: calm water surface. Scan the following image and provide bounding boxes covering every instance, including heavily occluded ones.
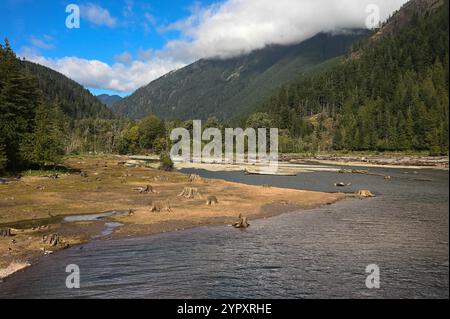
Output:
[0,164,448,298]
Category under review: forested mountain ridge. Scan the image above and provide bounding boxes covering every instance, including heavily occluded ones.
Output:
[1,40,125,172]
[97,94,123,108]
[113,31,368,120]
[22,61,114,120]
[254,0,449,154]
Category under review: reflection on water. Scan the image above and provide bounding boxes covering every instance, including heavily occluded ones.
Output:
[0,165,448,299]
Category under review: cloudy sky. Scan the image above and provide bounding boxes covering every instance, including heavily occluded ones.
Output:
[1,0,408,96]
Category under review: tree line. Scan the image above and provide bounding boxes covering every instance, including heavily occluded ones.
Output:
[252,2,449,155]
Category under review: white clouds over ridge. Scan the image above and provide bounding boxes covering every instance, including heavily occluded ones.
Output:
[164,0,409,60]
[24,0,408,93]
[28,54,185,93]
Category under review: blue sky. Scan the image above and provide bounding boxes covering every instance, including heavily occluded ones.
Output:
[0,0,408,96]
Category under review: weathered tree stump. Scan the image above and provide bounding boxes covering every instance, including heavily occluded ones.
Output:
[134,185,156,194]
[42,233,61,247]
[205,196,218,206]
[188,174,203,183]
[356,190,375,198]
[149,200,172,213]
[0,228,12,237]
[178,187,203,199]
[233,214,250,228]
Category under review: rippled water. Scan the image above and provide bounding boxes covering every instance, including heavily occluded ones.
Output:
[0,165,448,299]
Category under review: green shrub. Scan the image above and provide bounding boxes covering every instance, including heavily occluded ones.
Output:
[159,153,174,171]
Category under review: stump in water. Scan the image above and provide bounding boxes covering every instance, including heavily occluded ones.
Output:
[178,187,203,199]
[188,174,202,183]
[233,214,250,228]
[149,200,172,213]
[356,190,375,198]
[0,228,12,237]
[205,196,218,206]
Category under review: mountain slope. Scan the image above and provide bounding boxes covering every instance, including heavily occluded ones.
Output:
[97,94,123,108]
[22,61,114,120]
[113,31,368,120]
[256,0,448,153]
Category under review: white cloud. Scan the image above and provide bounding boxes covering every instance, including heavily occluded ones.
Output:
[24,53,185,93]
[137,48,154,61]
[80,3,117,28]
[29,35,54,50]
[114,51,133,64]
[161,0,409,60]
[23,0,409,94]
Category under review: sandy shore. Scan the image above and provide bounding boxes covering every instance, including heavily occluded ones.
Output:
[0,155,346,280]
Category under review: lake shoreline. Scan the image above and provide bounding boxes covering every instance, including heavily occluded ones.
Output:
[0,155,347,281]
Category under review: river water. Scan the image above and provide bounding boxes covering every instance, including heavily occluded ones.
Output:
[0,164,448,299]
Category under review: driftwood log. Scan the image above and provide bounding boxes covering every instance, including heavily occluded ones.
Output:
[205,196,218,206]
[233,214,250,229]
[178,187,203,199]
[0,228,12,237]
[149,200,172,212]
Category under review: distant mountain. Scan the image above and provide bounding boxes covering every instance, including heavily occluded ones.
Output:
[255,0,448,154]
[97,94,123,108]
[113,31,368,121]
[22,61,114,120]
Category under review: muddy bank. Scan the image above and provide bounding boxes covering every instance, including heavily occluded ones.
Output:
[0,155,345,280]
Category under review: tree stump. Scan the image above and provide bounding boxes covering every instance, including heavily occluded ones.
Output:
[188,174,202,183]
[0,228,12,237]
[150,200,172,213]
[205,196,218,206]
[133,185,156,194]
[42,233,62,247]
[178,187,203,199]
[233,214,250,228]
